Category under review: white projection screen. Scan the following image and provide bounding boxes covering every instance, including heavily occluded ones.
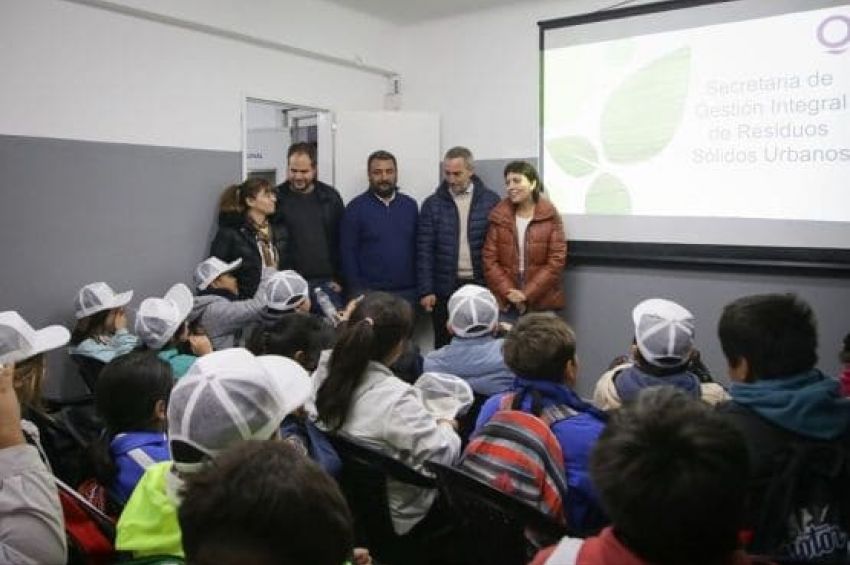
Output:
[540,0,850,270]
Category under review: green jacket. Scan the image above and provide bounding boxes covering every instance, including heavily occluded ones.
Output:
[116,462,183,558]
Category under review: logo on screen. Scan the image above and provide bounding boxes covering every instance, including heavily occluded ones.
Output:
[817,15,850,54]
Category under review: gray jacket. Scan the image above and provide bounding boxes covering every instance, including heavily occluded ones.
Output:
[190,291,265,350]
[0,443,66,565]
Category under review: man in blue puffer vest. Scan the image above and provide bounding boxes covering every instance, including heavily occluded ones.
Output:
[417,146,500,348]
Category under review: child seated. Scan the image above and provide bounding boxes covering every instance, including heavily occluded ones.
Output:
[247,312,340,476]
[531,387,761,565]
[0,311,69,564]
[189,256,266,350]
[593,298,727,409]
[178,440,367,565]
[474,313,608,533]
[312,292,461,535]
[90,351,173,505]
[115,348,312,558]
[135,283,212,379]
[423,284,513,396]
[258,269,313,327]
[715,293,850,560]
[69,282,139,363]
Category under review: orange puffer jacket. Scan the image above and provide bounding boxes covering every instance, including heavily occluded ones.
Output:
[482,197,567,311]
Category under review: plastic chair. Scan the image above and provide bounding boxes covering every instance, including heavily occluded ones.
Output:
[426,460,570,565]
[328,434,438,564]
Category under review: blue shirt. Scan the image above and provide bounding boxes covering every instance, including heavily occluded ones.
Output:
[475,377,608,532]
[423,335,514,396]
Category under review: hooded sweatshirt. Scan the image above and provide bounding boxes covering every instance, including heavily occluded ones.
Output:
[594,362,729,410]
[728,369,850,440]
[189,288,265,350]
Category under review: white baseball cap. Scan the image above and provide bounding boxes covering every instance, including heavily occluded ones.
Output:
[74,282,133,319]
[0,311,71,364]
[135,283,194,350]
[194,257,242,291]
[167,348,312,473]
[632,298,695,368]
[448,284,499,338]
[264,270,309,312]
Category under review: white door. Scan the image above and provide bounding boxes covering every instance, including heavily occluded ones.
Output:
[333,111,441,205]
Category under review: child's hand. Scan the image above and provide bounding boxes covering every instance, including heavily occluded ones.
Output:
[0,363,24,449]
[352,547,372,565]
[339,295,364,323]
[188,334,213,356]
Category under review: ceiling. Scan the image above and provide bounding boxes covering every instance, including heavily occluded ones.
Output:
[323,0,549,24]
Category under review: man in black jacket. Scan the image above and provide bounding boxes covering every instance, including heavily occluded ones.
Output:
[417,146,500,348]
[274,143,345,310]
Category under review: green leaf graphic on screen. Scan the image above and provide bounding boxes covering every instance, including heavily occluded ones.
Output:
[600,47,691,163]
[585,173,631,214]
[547,136,598,177]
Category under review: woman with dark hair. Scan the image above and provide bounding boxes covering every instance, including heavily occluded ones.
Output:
[210,178,289,299]
[482,161,567,317]
[312,292,461,535]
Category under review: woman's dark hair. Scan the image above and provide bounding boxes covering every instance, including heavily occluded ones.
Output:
[70,310,112,346]
[247,313,335,372]
[179,441,354,565]
[218,178,273,215]
[503,160,544,202]
[90,351,173,486]
[590,387,749,565]
[315,293,412,431]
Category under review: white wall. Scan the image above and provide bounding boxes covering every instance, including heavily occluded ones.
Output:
[0,0,395,151]
[395,0,650,159]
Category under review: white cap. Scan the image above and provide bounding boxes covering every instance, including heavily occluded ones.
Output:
[194,257,242,291]
[632,298,695,368]
[414,372,474,419]
[166,348,312,473]
[447,284,499,338]
[74,282,133,319]
[135,283,194,350]
[0,311,71,364]
[264,270,309,312]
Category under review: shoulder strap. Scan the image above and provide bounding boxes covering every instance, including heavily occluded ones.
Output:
[498,392,515,411]
[540,403,579,427]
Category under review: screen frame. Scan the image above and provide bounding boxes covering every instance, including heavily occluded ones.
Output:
[538,0,850,272]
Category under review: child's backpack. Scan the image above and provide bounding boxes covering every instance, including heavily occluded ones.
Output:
[749,432,850,561]
[459,392,575,524]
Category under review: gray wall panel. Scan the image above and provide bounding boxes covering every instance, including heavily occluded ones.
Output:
[0,135,241,396]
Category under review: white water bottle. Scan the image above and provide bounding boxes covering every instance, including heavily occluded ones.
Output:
[314,287,340,326]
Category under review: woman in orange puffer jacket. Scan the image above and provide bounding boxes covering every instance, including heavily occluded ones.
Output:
[482,161,567,316]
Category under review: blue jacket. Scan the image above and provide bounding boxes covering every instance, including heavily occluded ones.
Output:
[110,432,170,504]
[417,177,500,298]
[340,190,418,298]
[475,378,608,532]
[423,335,514,396]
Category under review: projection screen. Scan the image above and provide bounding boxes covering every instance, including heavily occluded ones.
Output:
[540,0,850,270]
